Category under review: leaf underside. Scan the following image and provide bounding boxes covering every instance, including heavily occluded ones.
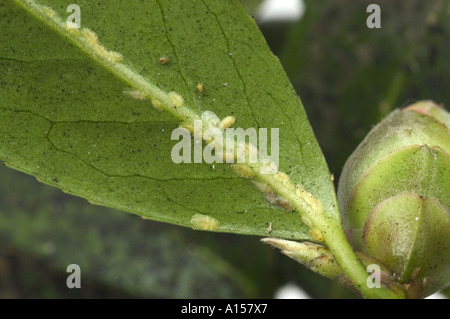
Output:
[0,0,338,240]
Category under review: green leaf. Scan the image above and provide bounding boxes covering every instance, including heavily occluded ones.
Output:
[238,0,263,15]
[0,164,281,298]
[0,0,337,240]
[0,165,355,299]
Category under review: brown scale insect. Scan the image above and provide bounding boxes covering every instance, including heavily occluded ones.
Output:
[159,57,170,64]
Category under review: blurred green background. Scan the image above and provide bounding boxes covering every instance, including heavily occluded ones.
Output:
[1,0,449,298]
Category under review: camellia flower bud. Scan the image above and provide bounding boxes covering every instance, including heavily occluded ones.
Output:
[338,101,450,298]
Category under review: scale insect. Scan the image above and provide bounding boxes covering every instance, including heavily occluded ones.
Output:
[65,22,80,36]
[267,222,273,234]
[43,6,57,18]
[151,98,164,111]
[219,116,236,130]
[159,57,170,64]
[232,164,255,179]
[168,91,184,108]
[190,214,220,231]
[124,89,146,101]
[274,172,294,189]
[93,43,123,63]
[105,50,123,63]
[277,197,294,212]
[82,28,99,46]
[310,227,324,242]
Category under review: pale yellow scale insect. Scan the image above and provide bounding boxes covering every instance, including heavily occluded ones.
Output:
[82,28,99,46]
[296,185,323,213]
[274,172,294,189]
[65,23,81,36]
[43,6,57,18]
[190,214,220,231]
[168,91,184,108]
[301,215,313,228]
[94,44,108,57]
[253,181,273,194]
[232,164,255,179]
[310,227,324,242]
[219,116,236,130]
[124,89,146,101]
[91,43,123,62]
[151,98,164,111]
[106,50,123,63]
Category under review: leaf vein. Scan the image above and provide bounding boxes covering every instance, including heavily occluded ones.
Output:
[200,0,261,128]
[155,0,195,107]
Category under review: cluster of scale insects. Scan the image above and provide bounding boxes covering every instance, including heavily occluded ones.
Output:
[40,4,320,238]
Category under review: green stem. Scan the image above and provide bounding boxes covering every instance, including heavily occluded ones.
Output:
[254,169,404,299]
